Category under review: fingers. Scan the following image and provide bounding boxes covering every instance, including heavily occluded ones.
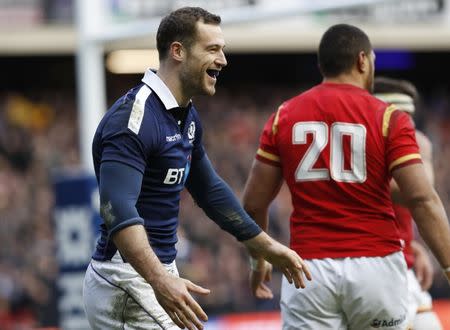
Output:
[177,301,205,330]
[156,277,209,330]
[184,294,208,322]
[185,280,211,296]
[166,310,185,329]
[286,265,306,289]
[164,295,207,330]
[300,259,312,281]
[283,268,294,285]
[286,256,311,289]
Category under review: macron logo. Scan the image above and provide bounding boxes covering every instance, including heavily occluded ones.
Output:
[166,134,181,142]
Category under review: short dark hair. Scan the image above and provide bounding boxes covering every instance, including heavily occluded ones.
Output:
[318,24,372,78]
[373,77,419,102]
[157,7,221,60]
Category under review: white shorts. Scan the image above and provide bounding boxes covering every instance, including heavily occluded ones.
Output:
[83,252,180,330]
[280,251,409,330]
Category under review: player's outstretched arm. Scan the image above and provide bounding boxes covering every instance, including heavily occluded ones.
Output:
[392,163,450,284]
[186,155,311,294]
[101,161,209,330]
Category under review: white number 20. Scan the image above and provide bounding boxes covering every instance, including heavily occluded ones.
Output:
[293,122,366,183]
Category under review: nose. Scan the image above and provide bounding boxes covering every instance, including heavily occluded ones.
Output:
[216,50,227,68]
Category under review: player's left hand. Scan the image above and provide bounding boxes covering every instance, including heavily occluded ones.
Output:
[244,232,312,289]
[412,240,434,290]
[249,259,273,299]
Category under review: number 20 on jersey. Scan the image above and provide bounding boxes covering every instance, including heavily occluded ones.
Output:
[293,121,367,183]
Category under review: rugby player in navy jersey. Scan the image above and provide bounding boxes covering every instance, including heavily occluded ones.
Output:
[82,7,311,330]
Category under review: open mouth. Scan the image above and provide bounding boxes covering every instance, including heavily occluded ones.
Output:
[206,69,220,79]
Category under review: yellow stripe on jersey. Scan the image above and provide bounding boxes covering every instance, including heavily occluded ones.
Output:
[272,104,283,135]
[382,104,398,137]
[257,148,280,162]
[388,153,421,171]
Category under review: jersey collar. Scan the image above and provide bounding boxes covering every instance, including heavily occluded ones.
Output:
[142,69,187,110]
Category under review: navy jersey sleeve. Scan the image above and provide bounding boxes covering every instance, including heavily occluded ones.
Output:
[99,161,144,237]
[100,86,161,173]
[186,154,262,241]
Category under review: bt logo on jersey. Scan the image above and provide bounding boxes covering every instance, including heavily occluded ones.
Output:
[164,168,185,184]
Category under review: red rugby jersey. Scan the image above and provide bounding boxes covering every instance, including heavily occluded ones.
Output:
[256,82,421,259]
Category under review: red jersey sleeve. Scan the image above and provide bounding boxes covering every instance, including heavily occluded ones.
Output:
[385,107,422,172]
[255,106,283,167]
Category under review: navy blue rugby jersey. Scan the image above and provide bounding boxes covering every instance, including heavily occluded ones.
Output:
[92,70,204,263]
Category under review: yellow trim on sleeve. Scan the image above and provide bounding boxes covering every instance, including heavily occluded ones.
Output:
[257,148,280,162]
[389,153,421,171]
[272,104,283,135]
[382,104,398,137]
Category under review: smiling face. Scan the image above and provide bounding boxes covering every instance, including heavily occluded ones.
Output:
[179,21,227,98]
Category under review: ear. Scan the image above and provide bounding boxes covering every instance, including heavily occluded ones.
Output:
[169,42,185,63]
[356,51,368,73]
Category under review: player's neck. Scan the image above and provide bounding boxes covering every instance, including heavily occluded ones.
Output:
[157,64,191,107]
[323,73,367,91]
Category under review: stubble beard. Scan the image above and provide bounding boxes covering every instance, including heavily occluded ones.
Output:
[180,66,213,98]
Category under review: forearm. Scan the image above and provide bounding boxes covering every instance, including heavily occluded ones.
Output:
[243,200,269,232]
[410,191,450,270]
[187,155,261,241]
[112,225,168,284]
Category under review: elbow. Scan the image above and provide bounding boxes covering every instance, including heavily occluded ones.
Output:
[405,189,439,208]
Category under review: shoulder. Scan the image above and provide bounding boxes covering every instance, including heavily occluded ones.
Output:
[106,85,162,146]
[126,84,160,134]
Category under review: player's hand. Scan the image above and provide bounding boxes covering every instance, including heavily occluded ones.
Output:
[412,241,434,290]
[244,232,312,289]
[152,274,210,330]
[249,259,274,299]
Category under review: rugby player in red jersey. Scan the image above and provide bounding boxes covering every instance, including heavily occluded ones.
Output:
[243,24,450,329]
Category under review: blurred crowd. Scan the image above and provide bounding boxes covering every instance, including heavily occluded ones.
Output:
[0,82,450,327]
